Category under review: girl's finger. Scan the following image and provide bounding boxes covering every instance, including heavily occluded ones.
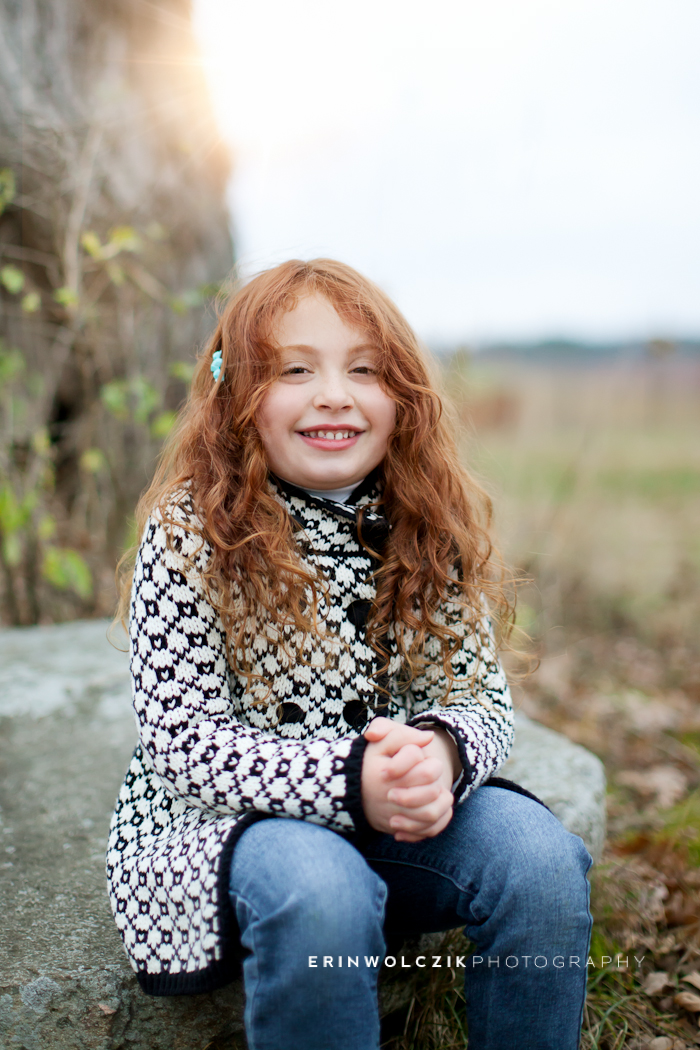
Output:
[386,756,443,788]
[417,808,454,839]
[363,717,395,742]
[389,812,441,834]
[386,782,441,809]
[393,806,454,842]
[389,793,453,831]
[383,744,427,780]
[372,724,434,755]
[426,807,454,837]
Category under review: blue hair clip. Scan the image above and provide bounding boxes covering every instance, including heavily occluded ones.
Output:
[210,349,223,383]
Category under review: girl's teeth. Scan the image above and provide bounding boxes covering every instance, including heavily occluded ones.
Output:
[304,430,355,440]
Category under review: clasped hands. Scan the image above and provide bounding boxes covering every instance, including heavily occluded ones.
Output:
[360,717,461,843]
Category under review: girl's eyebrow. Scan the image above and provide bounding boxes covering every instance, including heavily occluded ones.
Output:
[278,342,379,355]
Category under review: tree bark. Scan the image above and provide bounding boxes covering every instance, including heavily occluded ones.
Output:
[0,0,235,623]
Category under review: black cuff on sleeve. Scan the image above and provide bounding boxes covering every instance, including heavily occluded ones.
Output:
[407,715,473,803]
[342,733,372,836]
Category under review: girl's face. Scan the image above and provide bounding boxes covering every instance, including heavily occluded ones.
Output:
[256,294,397,491]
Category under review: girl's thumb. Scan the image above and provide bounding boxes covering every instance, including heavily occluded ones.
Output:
[363,717,393,741]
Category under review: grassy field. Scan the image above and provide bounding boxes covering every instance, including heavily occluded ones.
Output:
[380,351,700,1049]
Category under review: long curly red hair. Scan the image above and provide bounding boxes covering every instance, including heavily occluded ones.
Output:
[118,258,514,701]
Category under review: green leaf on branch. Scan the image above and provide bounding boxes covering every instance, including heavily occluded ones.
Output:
[32,427,51,456]
[21,291,41,313]
[100,379,129,420]
[198,281,222,300]
[80,231,104,259]
[82,226,142,262]
[0,484,24,533]
[131,376,160,424]
[169,361,196,384]
[168,287,206,314]
[80,448,108,474]
[107,226,142,255]
[2,533,22,567]
[54,286,79,307]
[0,485,36,551]
[37,514,56,541]
[0,486,20,533]
[101,376,161,425]
[106,262,126,286]
[1,265,25,294]
[0,168,16,215]
[150,410,177,439]
[42,546,92,599]
[0,344,25,386]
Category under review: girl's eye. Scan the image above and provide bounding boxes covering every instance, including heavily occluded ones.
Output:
[281,366,310,376]
[352,366,377,375]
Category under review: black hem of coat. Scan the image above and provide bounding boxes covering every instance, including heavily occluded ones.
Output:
[482,776,551,811]
[135,736,370,997]
[135,810,268,997]
[343,733,372,835]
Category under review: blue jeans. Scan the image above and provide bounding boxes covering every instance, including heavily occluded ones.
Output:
[229,785,593,1050]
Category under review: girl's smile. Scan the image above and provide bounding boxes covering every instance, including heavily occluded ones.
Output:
[256,294,397,491]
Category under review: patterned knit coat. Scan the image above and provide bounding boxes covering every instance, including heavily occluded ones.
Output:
[106,474,514,995]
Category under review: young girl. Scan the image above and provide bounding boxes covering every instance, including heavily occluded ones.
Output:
[107,259,592,1050]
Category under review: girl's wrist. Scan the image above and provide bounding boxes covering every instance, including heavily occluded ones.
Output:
[426,726,462,783]
[400,722,462,793]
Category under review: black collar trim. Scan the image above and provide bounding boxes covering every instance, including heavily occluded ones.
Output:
[269,467,385,525]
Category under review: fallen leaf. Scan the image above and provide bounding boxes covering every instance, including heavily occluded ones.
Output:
[683,973,700,992]
[617,765,688,807]
[624,697,682,735]
[665,890,700,927]
[655,932,677,954]
[97,1003,116,1015]
[644,971,674,995]
[675,991,700,1012]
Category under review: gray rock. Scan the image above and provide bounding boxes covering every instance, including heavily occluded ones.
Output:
[0,620,606,1049]
[0,621,245,1050]
[20,976,61,1014]
[498,712,607,862]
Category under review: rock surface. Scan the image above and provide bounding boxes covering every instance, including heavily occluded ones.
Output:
[498,714,607,863]
[0,620,606,1049]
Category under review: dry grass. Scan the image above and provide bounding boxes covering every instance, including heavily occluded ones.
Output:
[379,351,700,1049]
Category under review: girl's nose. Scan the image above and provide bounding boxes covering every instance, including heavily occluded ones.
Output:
[312,372,354,411]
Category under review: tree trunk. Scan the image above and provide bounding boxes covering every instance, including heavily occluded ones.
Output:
[0,0,234,623]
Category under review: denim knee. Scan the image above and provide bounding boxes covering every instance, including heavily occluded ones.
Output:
[462,789,593,934]
[504,812,591,897]
[230,818,387,953]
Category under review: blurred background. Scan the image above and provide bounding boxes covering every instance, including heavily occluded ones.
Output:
[196,0,700,345]
[1,2,700,1039]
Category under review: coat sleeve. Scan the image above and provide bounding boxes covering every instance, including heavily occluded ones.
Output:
[130,505,366,834]
[404,591,514,802]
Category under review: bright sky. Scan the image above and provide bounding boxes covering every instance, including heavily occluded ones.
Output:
[193,0,700,344]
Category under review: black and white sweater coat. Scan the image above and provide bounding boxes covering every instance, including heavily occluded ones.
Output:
[106,473,515,996]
